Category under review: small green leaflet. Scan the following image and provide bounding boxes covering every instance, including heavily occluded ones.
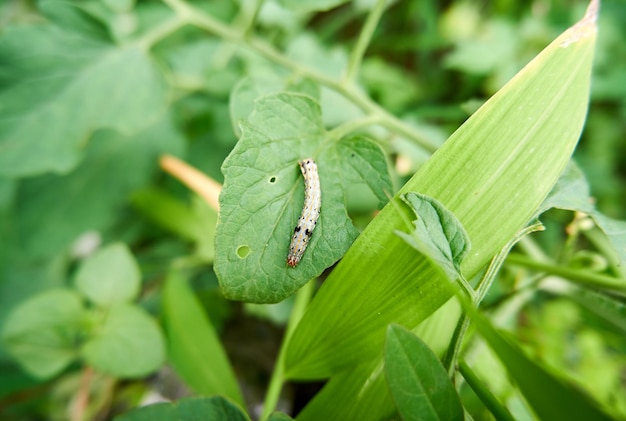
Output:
[396,192,471,282]
[215,92,392,303]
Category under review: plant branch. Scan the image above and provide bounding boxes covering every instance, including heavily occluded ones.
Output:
[443,223,544,374]
[70,366,94,421]
[327,114,384,141]
[459,361,516,421]
[160,0,439,153]
[260,279,316,421]
[241,0,264,38]
[344,0,387,84]
[506,252,626,292]
[136,15,187,50]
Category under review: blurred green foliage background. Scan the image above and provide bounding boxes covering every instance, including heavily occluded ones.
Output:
[0,0,624,419]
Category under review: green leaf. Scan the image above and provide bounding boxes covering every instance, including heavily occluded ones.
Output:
[295,359,396,421]
[162,271,244,406]
[215,93,391,303]
[396,192,471,281]
[285,2,597,379]
[131,188,204,242]
[0,177,15,210]
[131,190,217,261]
[0,253,67,360]
[229,74,319,137]
[277,0,349,13]
[541,279,626,334]
[15,117,184,259]
[81,303,165,378]
[113,396,248,421]
[0,24,170,177]
[467,303,613,421]
[1,289,83,379]
[385,325,464,421]
[538,161,595,214]
[74,243,141,307]
[539,160,626,266]
[267,412,295,421]
[589,213,626,267]
[39,0,111,42]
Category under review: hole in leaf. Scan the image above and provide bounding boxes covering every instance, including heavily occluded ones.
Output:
[269,176,277,183]
[236,245,251,259]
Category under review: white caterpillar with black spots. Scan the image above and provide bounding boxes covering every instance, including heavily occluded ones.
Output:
[287,158,321,267]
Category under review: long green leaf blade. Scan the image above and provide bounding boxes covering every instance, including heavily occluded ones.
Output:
[162,271,244,406]
[468,304,613,421]
[285,1,598,380]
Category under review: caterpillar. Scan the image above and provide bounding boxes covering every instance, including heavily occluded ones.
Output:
[287,158,321,267]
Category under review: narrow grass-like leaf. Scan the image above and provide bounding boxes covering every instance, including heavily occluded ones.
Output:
[458,361,516,421]
[467,303,613,421]
[131,189,218,261]
[267,412,294,421]
[131,188,205,242]
[295,359,397,421]
[278,0,349,13]
[541,279,626,334]
[385,324,463,421]
[285,1,598,379]
[162,271,244,406]
[588,213,626,267]
[215,93,391,303]
[114,396,248,421]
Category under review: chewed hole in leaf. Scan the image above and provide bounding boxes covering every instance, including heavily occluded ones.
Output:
[236,245,251,259]
[215,94,393,303]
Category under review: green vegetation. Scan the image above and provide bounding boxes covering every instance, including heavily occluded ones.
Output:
[1,0,625,420]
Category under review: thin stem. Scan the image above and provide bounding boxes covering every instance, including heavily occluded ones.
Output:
[163,0,243,40]
[344,0,387,84]
[136,15,187,50]
[476,223,544,300]
[211,0,264,69]
[327,114,384,140]
[583,225,626,278]
[506,252,626,292]
[459,361,516,421]
[260,279,315,421]
[160,0,439,153]
[443,223,544,374]
[70,366,94,421]
[241,0,264,38]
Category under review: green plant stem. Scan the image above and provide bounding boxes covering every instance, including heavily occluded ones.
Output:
[583,225,626,278]
[241,0,264,38]
[459,360,516,421]
[163,0,242,39]
[327,114,384,141]
[506,252,626,292]
[443,223,544,374]
[136,15,187,50]
[260,279,316,421]
[344,0,387,84]
[160,0,438,153]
